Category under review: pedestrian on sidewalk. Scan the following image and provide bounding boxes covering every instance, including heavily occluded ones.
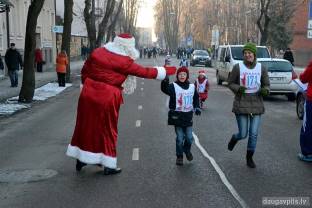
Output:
[35,48,44,72]
[283,47,295,66]
[66,33,176,175]
[161,66,201,166]
[227,42,270,168]
[56,50,68,87]
[298,61,312,162]
[194,70,209,109]
[5,43,23,87]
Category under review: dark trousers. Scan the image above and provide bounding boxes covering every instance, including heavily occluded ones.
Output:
[300,100,312,156]
[57,72,66,87]
[36,62,43,72]
[8,70,18,87]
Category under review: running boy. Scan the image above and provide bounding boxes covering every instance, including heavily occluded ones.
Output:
[161,66,201,166]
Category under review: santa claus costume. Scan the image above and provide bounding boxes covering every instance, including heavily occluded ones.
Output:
[66,34,176,174]
[194,70,209,108]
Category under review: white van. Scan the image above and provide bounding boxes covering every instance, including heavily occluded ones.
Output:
[215,45,271,85]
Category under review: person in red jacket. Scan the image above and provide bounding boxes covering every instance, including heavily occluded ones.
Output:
[35,48,44,72]
[298,61,312,162]
[66,33,176,175]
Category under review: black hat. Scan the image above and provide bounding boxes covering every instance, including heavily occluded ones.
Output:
[10,43,15,47]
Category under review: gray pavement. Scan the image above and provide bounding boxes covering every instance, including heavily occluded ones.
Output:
[0,60,84,102]
[0,56,311,208]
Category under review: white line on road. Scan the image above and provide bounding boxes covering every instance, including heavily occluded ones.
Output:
[193,132,249,208]
[141,82,144,85]
[136,120,141,127]
[132,148,139,160]
[138,105,143,110]
[141,88,144,91]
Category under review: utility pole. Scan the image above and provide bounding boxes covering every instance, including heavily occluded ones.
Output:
[5,4,10,48]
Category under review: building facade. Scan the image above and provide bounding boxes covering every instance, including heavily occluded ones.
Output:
[0,0,56,76]
[290,0,312,66]
[137,27,153,47]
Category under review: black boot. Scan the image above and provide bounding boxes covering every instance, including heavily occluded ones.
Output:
[103,167,122,175]
[228,135,238,151]
[76,159,87,171]
[246,150,256,168]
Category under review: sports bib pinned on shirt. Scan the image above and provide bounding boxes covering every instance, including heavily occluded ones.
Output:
[196,79,208,93]
[173,83,195,112]
[239,62,262,94]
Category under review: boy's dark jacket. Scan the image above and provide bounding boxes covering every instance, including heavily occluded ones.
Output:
[161,77,200,127]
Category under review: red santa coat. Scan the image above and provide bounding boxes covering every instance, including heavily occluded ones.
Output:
[66,47,168,168]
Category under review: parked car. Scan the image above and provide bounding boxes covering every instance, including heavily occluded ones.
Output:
[190,50,211,67]
[296,90,306,120]
[215,45,270,85]
[258,58,298,101]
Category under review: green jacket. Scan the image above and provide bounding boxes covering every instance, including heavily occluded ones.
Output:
[228,63,270,115]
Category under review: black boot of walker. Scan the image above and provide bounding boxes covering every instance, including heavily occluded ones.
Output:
[228,135,238,151]
[246,150,256,168]
[76,159,87,171]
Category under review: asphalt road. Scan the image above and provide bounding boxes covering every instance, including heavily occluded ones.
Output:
[0,57,311,208]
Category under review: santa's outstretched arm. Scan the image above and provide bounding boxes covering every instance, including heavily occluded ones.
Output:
[121,62,176,80]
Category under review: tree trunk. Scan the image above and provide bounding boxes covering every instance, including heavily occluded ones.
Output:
[96,0,115,47]
[62,0,73,83]
[257,0,271,45]
[84,0,96,51]
[106,0,123,42]
[18,0,45,103]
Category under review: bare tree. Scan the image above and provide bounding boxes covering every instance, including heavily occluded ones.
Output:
[19,0,45,103]
[61,0,74,82]
[256,0,271,45]
[106,0,124,42]
[122,0,139,34]
[84,0,127,51]
[96,0,116,46]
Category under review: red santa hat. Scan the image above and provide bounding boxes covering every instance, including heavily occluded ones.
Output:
[104,33,139,60]
[176,66,189,80]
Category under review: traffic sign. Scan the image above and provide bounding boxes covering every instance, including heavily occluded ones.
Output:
[308,30,312,39]
[309,20,312,29]
[310,0,312,19]
[52,26,63,33]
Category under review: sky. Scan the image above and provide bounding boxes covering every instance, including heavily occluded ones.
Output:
[137,0,157,41]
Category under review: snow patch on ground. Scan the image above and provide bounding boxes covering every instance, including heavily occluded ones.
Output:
[0,83,72,116]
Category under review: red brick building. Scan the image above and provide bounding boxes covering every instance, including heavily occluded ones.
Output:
[290,0,312,66]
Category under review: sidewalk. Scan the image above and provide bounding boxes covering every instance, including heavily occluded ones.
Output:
[0,60,84,102]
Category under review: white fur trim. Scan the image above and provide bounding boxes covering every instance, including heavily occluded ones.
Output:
[114,36,135,47]
[104,42,127,56]
[156,67,166,80]
[66,144,117,168]
[103,42,139,60]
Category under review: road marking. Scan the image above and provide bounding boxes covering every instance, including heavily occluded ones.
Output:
[193,133,248,208]
[132,148,139,160]
[141,82,144,85]
[141,88,144,91]
[136,120,141,127]
[138,105,143,110]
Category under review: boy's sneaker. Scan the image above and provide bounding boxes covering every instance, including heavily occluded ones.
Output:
[176,157,183,166]
[298,153,312,162]
[185,152,193,161]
